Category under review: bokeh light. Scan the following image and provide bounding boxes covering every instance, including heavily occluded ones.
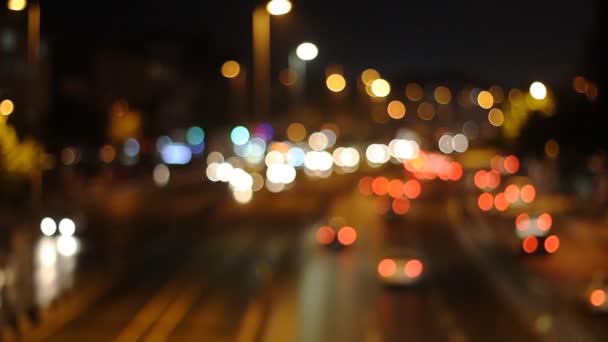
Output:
[522,236,538,254]
[371,79,391,97]
[326,74,346,93]
[520,184,536,203]
[316,226,335,245]
[503,155,519,174]
[153,164,171,187]
[545,139,559,159]
[231,126,250,145]
[296,42,318,61]
[361,69,380,86]
[221,61,240,78]
[58,218,76,237]
[309,132,329,151]
[404,259,423,278]
[488,108,504,127]
[287,122,307,142]
[266,0,292,15]
[403,179,422,199]
[372,177,389,196]
[478,193,493,211]
[387,100,406,119]
[0,99,14,116]
[405,83,423,101]
[434,86,452,104]
[477,91,494,109]
[392,197,410,215]
[529,81,547,100]
[337,226,357,246]
[544,235,559,254]
[378,259,397,277]
[40,217,57,237]
[417,102,435,120]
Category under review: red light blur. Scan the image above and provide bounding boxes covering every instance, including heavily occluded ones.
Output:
[544,235,560,253]
[392,198,410,215]
[522,236,538,254]
[449,162,463,181]
[403,179,422,199]
[316,226,335,245]
[378,258,397,278]
[372,177,389,196]
[404,259,424,278]
[388,179,404,199]
[491,155,504,172]
[504,155,520,174]
[358,176,374,196]
[478,193,494,211]
[494,192,509,211]
[337,226,357,246]
[487,170,501,189]
[515,213,531,231]
[537,213,552,231]
[504,184,520,203]
[474,170,488,189]
[590,289,607,307]
[520,184,536,203]
[375,196,391,215]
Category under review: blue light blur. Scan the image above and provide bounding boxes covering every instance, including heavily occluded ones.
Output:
[124,138,140,157]
[287,147,306,167]
[189,142,205,155]
[186,126,205,146]
[161,143,193,165]
[231,126,250,145]
[254,123,274,142]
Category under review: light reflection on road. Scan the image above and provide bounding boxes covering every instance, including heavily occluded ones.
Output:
[34,236,79,308]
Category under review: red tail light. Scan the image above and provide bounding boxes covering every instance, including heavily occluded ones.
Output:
[337,226,357,246]
[316,226,334,245]
[590,289,607,307]
[404,259,423,278]
[378,259,396,278]
[522,236,538,254]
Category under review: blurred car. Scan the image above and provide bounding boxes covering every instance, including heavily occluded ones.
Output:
[520,235,560,255]
[377,249,425,286]
[315,225,357,249]
[515,213,560,255]
[586,272,608,313]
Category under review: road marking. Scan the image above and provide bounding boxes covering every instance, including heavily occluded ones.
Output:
[143,282,202,342]
[114,277,186,342]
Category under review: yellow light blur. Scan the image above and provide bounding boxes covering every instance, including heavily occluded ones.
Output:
[326,74,346,93]
[434,86,452,104]
[529,81,547,100]
[7,0,26,11]
[387,100,406,119]
[487,108,504,127]
[477,91,494,109]
[0,99,14,116]
[370,79,390,97]
[417,102,435,120]
[361,69,380,86]
[279,69,297,86]
[545,139,559,159]
[286,122,306,142]
[61,148,77,166]
[221,61,240,79]
[508,89,523,102]
[266,0,292,16]
[405,83,423,101]
[489,85,504,103]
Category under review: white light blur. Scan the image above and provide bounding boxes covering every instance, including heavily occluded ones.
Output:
[216,162,234,182]
[333,147,360,168]
[232,189,253,204]
[309,132,329,151]
[40,217,57,236]
[156,136,172,153]
[265,150,285,167]
[153,164,170,187]
[229,168,254,191]
[452,133,469,153]
[267,164,297,184]
[161,143,192,165]
[530,81,547,100]
[57,236,78,257]
[244,138,266,164]
[438,134,454,154]
[266,181,286,193]
[124,138,140,157]
[296,42,318,61]
[58,218,76,237]
[251,173,264,192]
[321,129,337,148]
[38,237,57,267]
[388,139,420,160]
[266,0,292,16]
[206,162,220,182]
[366,144,391,164]
[207,151,224,165]
[304,151,333,171]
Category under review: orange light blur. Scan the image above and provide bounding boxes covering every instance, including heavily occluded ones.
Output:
[326,74,346,93]
[403,179,422,199]
[316,226,335,245]
[474,170,488,189]
[375,196,391,215]
[388,180,404,198]
[378,259,397,278]
[505,184,520,203]
[221,60,241,78]
[387,100,406,119]
[544,235,559,254]
[487,170,501,189]
[491,155,504,172]
[372,177,390,196]
[404,259,423,278]
[520,184,536,203]
[478,193,494,211]
[590,289,607,307]
[522,236,538,254]
[516,213,531,231]
[405,83,423,101]
[449,162,463,181]
[358,176,374,196]
[537,213,552,231]
[494,192,509,211]
[337,226,357,246]
[434,86,452,104]
[504,155,520,174]
[477,91,494,109]
[573,76,587,94]
[392,198,410,215]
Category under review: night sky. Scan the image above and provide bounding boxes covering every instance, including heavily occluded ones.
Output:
[42,0,599,87]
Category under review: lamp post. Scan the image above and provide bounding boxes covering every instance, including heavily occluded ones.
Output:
[289,42,318,107]
[252,0,291,121]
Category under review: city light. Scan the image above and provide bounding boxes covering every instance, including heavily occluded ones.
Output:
[326,74,346,92]
[266,0,292,16]
[405,83,423,101]
[361,69,380,86]
[161,143,192,165]
[231,126,250,145]
[387,100,406,119]
[7,0,26,11]
[296,42,318,61]
[0,99,14,116]
[529,81,547,100]
[488,108,504,127]
[370,78,390,97]
[40,217,57,236]
[434,86,452,104]
[58,218,76,237]
[153,164,171,187]
[477,91,494,109]
[221,61,240,78]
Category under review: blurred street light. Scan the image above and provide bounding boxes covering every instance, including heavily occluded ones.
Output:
[529,81,547,100]
[7,0,26,11]
[266,0,292,16]
[0,99,14,116]
[370,78,390,97]
[221,60,241,78]
[295,42,318,61]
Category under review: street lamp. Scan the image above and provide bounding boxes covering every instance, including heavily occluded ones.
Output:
[7,0,26,11]
[252,0,292,121]
[289,42,318,107]
[295,42,318,61]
